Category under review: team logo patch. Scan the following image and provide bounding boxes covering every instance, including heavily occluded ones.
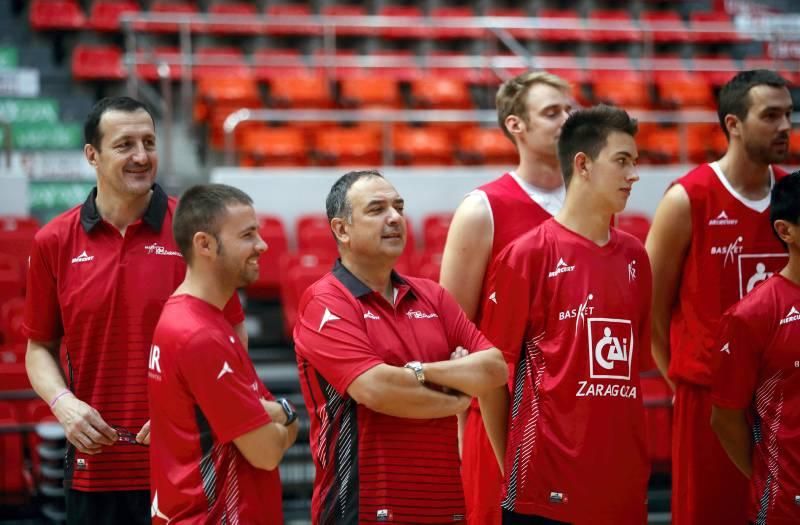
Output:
[737,254,788,298]
[71,250,94,264]
[708,210,738,226]
[406,309,438,319]
[587,318,634,380]
[376,509,393,521]
[144,242,181,257]
[548,258,575,278]
[780,306,800,326]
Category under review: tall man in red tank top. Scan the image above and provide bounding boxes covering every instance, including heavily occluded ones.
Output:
[646,69,793,524]
[439,71,573,525]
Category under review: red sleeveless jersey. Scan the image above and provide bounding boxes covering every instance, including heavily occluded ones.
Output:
[668,163,788,386]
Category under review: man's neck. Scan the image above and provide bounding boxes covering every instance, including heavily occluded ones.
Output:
[174,266,235,311]
[717,145,772,200]
[340,255,394,303]
[95,185,153,235]
[515,150,563,191]
[555,194,613,246]
[780,251,800,287]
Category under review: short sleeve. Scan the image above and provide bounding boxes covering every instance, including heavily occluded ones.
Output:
[479,247,532,367]
[222,292,245,327]
[293,293,385,396]
[23,234,62,342]
[437,286,492,353]
[177,332,271,444]
[711,309,761,410]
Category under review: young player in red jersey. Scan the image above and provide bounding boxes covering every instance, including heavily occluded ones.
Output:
[148,184,298,524]
[293,170,509,524]
[646,70,793,525]
[439,72,572,525]
[23,98,246,524]
[481,106,650,524]
[712,171,800,525]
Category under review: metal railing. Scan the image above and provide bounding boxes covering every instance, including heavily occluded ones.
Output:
[0,119,11,170]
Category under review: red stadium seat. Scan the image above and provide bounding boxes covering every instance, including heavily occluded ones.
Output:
[692,56,739,87]
[238,126,309,167]
[410,250,443,281]
[422,213,453,254]
[89,0,140,32]
[641,374,672,469]
[281,252,336,338]
[321,4,371,37]
[193,47,250,80]
[0,216,39,232]
[135,47,183,81]
[0,401,26,496]
[393,126,454,166]
[311,49,363,80]
[314,126,383,166]
[430,7,483,39]
[487,8,536,40]
[0,229,35,285]
[265,4,320,36]
[268,74,334,108]
[376,6,429,39]
[587,10,640,43]
[253,49,309,81]
[640,11,689,43]
[426,52,494,86]
[0,297,26,344]
[72,45,125,81]
[615,213,651,244]
[246,216,289,299]
[370,51,421,82]
[410,77,473,109]
[535,9,584,43]
[142,1,199,33]
[689,12,745,44]
[30,0,86,31]
[296,214,337,258]
[458,127,518,166]
[206,2,260,35]
[340,76,402,109]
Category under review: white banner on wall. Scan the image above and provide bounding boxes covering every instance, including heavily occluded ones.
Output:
[0,68,40,97]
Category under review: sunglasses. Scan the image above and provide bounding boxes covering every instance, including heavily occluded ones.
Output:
[112,426,147,446]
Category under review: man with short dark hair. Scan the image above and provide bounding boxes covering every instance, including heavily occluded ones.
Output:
[646,69,793,525]
[711,171,800,525]
[439,71,573,525]
[23,97,246,524]
[149,183,297,524]
[294,170,508,524]
[482,106,651,524]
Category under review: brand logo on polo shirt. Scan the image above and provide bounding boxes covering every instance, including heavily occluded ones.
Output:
[780,306,800,325]
[489,291,497,304]
[318,308,341,331]
[151,492,171,522]
[406,309,438,319]
[548,258,575,278]
[144,243,182,257]
[376,509,392,521]
[363,311,380,320]
[708,210,738,226]
[720,342,730,354]
[71,250,94,264]
[216,361,234,379]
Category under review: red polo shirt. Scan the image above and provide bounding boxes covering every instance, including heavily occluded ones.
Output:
[23,184,245,492]
[294,260,492,524]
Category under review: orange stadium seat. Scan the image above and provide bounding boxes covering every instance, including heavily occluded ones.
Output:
[533,54,588,87]
[314,126,383,166]
[536,9,584,43]
[246,216,289,299]
[587,10,640,43]
[89,0,140,32]
[591,71,651,109]
[30,0,86,31]
[789,132,800,164]
[377,5,429,39]
[370,51,421,82]
[238,126,308,167]
[265,3,320,36]
[135,47,183,81]
[321,4,371,37]
[430,7,484,39]
[72,45,125,81]
[655,73,714,109]
[458,127,518,166]
[311,49,363,80]
[296,214,338,258]
[340,76,402,109]
[253,49,309,81]
[640,126,681,164]
[427,52,494,85]
[422,213,453,254]
[640,11,689,43]
[393,126,454,166]
[142,1,199,33]
[193,47,250,80]
[269,74,334,108]
[410,77,473,109]
[206,2,261,35]
[693,55,739,87]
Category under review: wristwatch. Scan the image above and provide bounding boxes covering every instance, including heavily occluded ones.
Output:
[404,361,425,384]
[276,398,297,426]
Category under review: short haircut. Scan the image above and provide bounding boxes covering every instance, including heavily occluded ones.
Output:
[717,69,788,139]
[770,170,800,247]
[495,71,571,142]
[557,105,638,186]
[326,169,384,222]
[173,183,254,263]
[84,96,154,150]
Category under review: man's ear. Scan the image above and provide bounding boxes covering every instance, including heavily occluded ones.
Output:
[330,217,348,245]
[192,231,216,260]
[84,144,98,168]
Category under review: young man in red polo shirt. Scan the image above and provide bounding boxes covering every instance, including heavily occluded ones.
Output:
[148,184,298,524]
[440,71,572,525]
[711,171,800,525]
[481,106,650,524]
[646,70,793,525]
[23,97,245,524]
[293,170,509,524]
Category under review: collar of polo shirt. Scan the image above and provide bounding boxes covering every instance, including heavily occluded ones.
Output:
[79,183,169,233]
[332,259,413,300]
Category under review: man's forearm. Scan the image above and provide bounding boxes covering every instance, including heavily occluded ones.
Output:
[423,349,507,397]
[478,385,509,473]
[711,407,753,478]
[26,339,68,404]
[651,318,675,391]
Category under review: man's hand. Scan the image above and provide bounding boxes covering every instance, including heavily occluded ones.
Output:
[450,346,469,360]
[452,391,472,414]
[136,420,151,445]
[260,399,287,424]
[52,395,118,454]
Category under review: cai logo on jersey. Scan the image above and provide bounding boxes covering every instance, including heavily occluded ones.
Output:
[587,318,634,380]
[737,254,789,299]
[708,210,738,226]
